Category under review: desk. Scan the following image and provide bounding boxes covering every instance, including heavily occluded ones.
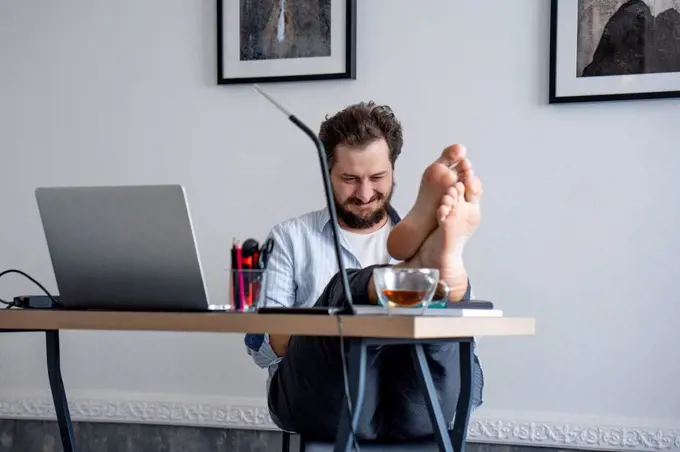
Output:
[0,310,535,452]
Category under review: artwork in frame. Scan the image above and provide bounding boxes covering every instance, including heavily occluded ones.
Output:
[549,0,680,103]
[216,0,357,84]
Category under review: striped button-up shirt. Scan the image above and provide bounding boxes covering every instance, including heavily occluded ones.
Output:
[244,206,484,415]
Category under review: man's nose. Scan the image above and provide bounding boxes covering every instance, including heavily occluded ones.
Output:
[356,183,374,203]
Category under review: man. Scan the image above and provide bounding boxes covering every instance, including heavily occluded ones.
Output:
[244,101,484,441]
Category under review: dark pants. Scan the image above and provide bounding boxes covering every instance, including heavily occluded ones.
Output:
[267,265,474,441]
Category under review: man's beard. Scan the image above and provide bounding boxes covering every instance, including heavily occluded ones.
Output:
[334,183,394,230]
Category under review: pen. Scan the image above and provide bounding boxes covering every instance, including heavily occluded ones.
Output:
[240,239,260,309]
[243,255,253,307]
[251,249,260,306]
[236,240,245,310]
[231,239,242,310]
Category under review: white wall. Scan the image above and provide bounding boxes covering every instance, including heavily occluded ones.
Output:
[1,0,679,450]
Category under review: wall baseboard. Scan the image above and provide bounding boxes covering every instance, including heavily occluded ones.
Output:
[0,392,677,451]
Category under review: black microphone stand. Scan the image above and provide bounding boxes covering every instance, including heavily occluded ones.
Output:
[253,85,355,316]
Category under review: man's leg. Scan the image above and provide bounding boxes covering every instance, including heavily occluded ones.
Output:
[387,144,477,261]
[377,172,483,439]
[376,342,461,440]
[270,147,484,440]
[267,265,388,441]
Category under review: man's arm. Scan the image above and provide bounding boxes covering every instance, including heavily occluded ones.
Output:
[268,333,291,356]
[244,225,297,365]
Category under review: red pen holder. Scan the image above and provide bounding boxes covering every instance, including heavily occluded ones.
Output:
[230,268,267,312]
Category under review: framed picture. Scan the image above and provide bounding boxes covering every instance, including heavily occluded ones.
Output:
[217,0,357,84]
[549,0,680,103]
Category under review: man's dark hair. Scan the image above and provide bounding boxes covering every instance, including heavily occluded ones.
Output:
[318,101,403,169]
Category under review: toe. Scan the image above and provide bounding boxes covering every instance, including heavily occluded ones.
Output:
[458,159,474,183]
[440,164,459,187]
[439,144,466,168]
[455,181,466,199]
[437,204,451,223]
[447,186,459,204]
[441,195,454,210]
[441,187,458,209]
[444,156,472,185]
[457,158,472,172]
[466,176,483,204]
[439,187,459,222]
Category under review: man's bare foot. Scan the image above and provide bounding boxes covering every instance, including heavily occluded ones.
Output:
[410,179,482,301]
[386,144,474,262]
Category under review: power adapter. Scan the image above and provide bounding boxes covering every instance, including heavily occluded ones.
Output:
[13,295,60,309]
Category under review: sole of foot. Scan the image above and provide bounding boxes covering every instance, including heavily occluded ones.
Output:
[412,182,481,301]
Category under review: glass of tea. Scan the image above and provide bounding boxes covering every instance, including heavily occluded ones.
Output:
[372,267,449,313]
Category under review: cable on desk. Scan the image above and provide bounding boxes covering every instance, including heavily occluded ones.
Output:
[259,292,359,449]
[336,315,361,452]
[0,269,61,308]
[1,291,17,308]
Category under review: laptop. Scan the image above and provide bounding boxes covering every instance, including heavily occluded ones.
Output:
[35,184,211,311]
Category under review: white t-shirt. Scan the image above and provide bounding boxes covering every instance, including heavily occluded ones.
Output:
[341,220,393,267]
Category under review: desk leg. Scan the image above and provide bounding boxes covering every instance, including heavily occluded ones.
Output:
[45,330,77,452]
[411,344,454,452]
[333,339,367,452]
[450,340,474,452]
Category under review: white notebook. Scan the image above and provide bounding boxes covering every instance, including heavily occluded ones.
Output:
[353,305,503,317]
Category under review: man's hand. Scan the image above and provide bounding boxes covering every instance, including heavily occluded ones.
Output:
[269,334,291,357]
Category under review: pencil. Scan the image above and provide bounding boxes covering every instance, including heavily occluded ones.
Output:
[231,239,240,310]
[236,240,245,310]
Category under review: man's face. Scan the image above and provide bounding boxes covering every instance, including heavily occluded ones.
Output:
[330,138,394,230]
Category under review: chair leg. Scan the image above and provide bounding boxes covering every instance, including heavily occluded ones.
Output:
[282,431,290,452]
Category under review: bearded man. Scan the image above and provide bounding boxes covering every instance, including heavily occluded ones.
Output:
[244,101,485,441]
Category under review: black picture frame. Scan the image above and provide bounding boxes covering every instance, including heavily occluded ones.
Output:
[217,0,357,85]
[549,0,680,104]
